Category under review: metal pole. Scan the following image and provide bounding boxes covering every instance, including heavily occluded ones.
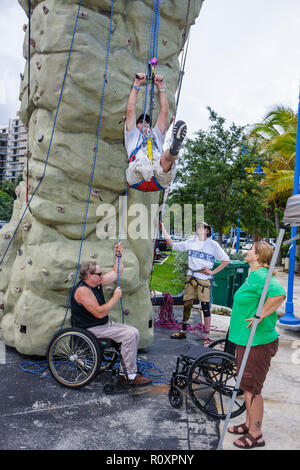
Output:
[279,83,300,327]
[236,210,241,253]
[217,226,287,450]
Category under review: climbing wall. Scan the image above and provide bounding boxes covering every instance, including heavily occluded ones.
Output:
[0,0,203,355]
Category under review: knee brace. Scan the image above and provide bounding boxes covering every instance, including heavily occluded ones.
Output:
[201,301,211,318]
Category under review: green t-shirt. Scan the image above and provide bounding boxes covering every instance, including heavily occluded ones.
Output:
[229,268,286,346]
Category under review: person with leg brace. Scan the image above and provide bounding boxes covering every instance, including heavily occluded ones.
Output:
[161,221,230,345]
[125,73,187,191]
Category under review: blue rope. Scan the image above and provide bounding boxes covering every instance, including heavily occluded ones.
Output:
[0,0,83,268]
[19,357,170,384]
[61,0,115,330]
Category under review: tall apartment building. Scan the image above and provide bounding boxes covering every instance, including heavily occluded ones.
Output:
[0,114,27,183]
[0,124,8,182]
[6,115,27,181]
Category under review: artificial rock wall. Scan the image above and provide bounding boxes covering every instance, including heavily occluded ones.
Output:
[0,0,203,355]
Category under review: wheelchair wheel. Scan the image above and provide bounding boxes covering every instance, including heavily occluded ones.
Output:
[169,385,183,409]
[187,351,246,420]
[47,328,102,388]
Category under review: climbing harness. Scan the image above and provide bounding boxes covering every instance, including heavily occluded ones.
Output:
[127,0,162,193]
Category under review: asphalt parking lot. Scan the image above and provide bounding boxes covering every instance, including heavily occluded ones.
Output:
[0,306,225,452]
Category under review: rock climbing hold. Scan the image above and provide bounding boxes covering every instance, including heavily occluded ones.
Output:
[124,309,130,316]
[18,249,23,256]
[36,62,41,70]
[30,38,36,48]
[43,5,49,14]
[162,39,168,46]
[23,24,27,32]
[3,234,11,239]
[38,134,44,142]
[35,176,43,181]
[41,269,49,276]
[91,189,101,198]
[20,73,24,81]
[26,259,33,265]
[23,223,31,231]
[34,92,41,101]
[90,252,97,259]
[20,265,25,270]
[0,304,4,310]
[14,287,22,293]
[125,37,131,45]
[119,115,126,124]
[56,205,64,213]
[79,11,88,19]
[64,272,74,283]
[25,150,32,158]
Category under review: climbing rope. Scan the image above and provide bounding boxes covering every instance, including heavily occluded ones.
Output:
[61,0,115,330]
[26,0,31,204]
[153,292,205,337]
[19,356,170,385]
[0,0,83,267]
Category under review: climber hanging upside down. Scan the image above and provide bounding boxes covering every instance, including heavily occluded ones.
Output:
[125,72,187,191]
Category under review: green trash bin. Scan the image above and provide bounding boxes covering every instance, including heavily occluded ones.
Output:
[212,260,249,308]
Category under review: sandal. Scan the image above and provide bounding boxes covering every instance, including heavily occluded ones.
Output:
[203,337,211,347]
[233,432,265,449]
[171,331,186,340]
[228,423,249,435]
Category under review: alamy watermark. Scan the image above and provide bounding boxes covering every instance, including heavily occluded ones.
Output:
[0,339,6,365]
[291,340,300,365]
[95,199,205,240]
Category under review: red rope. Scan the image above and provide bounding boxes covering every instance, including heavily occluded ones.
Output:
[154,292,205,336]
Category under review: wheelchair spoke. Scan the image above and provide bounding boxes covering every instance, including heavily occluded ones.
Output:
[187,352,246,419]
[47,329,101,388]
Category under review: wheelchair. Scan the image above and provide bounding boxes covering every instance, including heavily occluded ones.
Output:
[46,327,127,393]
[168,335,246,420]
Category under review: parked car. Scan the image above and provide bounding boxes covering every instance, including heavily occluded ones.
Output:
[0,220,8,230]
[243,243,253,250]
[156,238,171,251]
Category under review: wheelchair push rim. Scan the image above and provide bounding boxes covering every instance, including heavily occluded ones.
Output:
[187,351,246,420]
[47,328,102,388]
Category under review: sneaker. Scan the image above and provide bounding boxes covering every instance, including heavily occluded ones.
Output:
[169,120,187,156]
[118,373,152,387]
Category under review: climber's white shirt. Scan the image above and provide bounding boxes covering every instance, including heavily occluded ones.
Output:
[172,237,230,281]
[124,124,177,187]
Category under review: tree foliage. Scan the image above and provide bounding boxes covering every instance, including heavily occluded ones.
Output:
[169,108,272,241]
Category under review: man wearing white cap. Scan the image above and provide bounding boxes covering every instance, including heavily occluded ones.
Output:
[161,221,230,344]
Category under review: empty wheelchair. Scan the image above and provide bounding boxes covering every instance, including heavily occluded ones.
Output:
[168,336,246,420]
[46,327,127,393]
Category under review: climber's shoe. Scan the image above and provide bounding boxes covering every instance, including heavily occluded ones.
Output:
[169,120,187,156]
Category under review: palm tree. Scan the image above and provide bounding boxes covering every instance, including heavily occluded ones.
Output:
[249,105,300,269]
[249,105,297,201]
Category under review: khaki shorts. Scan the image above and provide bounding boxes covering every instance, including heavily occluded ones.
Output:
[236,338,279,395]
[183,275,211,302]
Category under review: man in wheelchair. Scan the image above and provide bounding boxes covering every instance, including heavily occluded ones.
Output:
[70,242,152,387]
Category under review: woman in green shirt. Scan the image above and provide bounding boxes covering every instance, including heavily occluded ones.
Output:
[228,241,286,449]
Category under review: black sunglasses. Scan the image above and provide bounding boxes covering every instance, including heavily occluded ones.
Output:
[93,271,102,277]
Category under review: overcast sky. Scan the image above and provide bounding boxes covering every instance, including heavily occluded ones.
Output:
[1,0,300,137]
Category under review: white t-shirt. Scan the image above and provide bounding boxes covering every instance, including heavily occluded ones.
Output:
[172,237,230,281]
[124,124,165,162]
